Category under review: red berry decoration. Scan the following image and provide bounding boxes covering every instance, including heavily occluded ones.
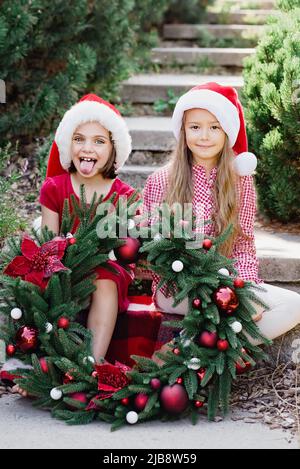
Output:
[173,348,180,355]
[57,317,70,329]
[39,357,48,373]
[213,286,239,314]
[234,278,245,288]
[63,371,75,384]
[68,237,76,245]
[198,331,218,348]
[202,239,213,250]
[114,237,141,264]
[160,384,189,415]
[192,298,202,310]
[134,393,149,411]
[15,325,38,352]
[121,397,130,406]
[194,400,204,408]
[6,344,16,356]
[176,377,183,384]
[197,368,206,382]
[150,378,161,390]
[217,339,229,351]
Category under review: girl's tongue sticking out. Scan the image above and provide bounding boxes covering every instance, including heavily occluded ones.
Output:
[80,158,96,175]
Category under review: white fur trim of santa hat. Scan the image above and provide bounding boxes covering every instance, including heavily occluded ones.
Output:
[172,89,240,146]
[55,100,132,170]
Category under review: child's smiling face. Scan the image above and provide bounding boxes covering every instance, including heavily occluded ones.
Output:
[71,121,113,178]
[184,108,226,167]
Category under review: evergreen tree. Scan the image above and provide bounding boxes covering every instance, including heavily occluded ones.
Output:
[242,2,300,222]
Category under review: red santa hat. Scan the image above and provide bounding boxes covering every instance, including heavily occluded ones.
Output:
[171,82,257,176]
[46,94,132,177]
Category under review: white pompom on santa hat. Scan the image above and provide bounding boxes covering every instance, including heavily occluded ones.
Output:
[171,82,257,176]
[46,94,132,177]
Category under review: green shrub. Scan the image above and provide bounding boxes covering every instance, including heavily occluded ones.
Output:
[0,143,25,246]
[0,0,96,145]
[164,0,212,24]
[242,6,300,222]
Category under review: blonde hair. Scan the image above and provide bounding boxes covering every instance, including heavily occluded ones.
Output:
[164,124,243,257]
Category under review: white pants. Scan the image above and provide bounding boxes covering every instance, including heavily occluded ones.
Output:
[155,283,300,345]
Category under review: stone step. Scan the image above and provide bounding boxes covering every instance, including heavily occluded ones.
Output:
[205,9,278,24]
[125,116,174,152]
[163,24,264,40]
[151,47,255,67]
[216,0,275,9]
[121,74,244,103]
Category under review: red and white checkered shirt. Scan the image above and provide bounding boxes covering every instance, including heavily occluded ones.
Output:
[142,164,262,298]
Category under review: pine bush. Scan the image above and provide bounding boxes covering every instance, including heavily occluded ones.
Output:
[243,3,300,222]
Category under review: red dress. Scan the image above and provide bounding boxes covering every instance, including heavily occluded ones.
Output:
[39,172,136,313]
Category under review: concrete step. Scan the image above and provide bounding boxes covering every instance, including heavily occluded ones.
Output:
[125,116,174,151]
[205,9,278,24]
[121,74,244,103]
[151,47,255,67]
[163,24,264,40]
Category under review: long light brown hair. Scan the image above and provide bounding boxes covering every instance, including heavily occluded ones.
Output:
[164,124,243,257]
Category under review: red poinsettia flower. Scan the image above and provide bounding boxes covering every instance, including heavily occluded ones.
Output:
[3,235,68,290]
[90,361,131,405]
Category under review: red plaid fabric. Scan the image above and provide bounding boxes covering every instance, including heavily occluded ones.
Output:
[106,296,163,366]
[142,164,262,299]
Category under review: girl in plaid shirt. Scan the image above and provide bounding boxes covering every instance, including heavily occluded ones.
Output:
[143,82,300,345]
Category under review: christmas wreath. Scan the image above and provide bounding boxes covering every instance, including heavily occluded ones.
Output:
[0,190,271,430]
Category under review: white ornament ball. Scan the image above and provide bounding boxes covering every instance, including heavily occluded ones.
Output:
[233,152,257,177]
[126,411,139,425]
[128,219,135,230]
[50,388,62,400]
[10,308,23,320]
[154,233,163,241]
[230,321,242,333]
[45,322,53,333]
[218,268,230,276]
[187,357,201,370]
[108,250,117,261]
[172,260,184,272]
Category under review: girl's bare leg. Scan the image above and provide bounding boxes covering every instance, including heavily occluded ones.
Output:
[87,278,118,363]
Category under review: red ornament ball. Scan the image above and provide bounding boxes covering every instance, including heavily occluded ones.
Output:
[57,317,70,329]
[202,239,213,250]
[67,392,88,409]
[114,237,141,264]
[160,384,189,415]
[150,378,161,390]
[6,344,16,356]
[134,393,149,411]
[176,377,183,384]
[198,330,218,348]
[68,237,76,245]
[213,286,239,314]
[236,361,252,375]
[194,400,204,408]
[192,298,202,310]
[173,348,180,355]
[234,278,245,288]
[217,339,229,351]
[16,325,38,352]
[121,397,130,406]
[39,357,48,373]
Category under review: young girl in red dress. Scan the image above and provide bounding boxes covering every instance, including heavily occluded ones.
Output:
[143,82,300,347]
[39,94,136,363]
